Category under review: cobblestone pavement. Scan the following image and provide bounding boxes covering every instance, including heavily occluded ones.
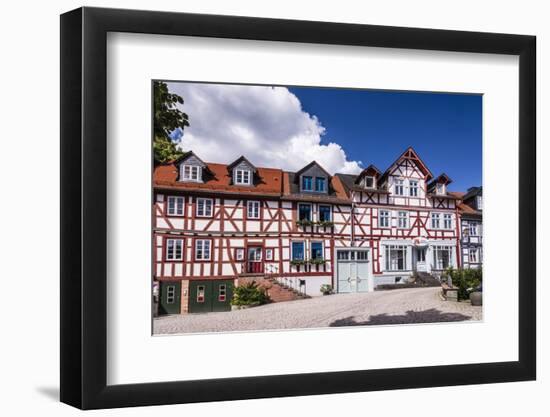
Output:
[153,287,482,335]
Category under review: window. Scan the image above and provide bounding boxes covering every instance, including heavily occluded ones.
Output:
[298,203,312,221]
[218,285,226,302]
[291,241,305,261]
[431,213,441,229]
[469,223,478,236]
[409,180,419,197]
[397,211,408,228]
[265,248,273,260]
[337,250,350,260]
[356,250,369,261]
[166,239,183,261]
[167,196,184,216]
[443,213,452,229]
[379,210,390,228]
[166,285,176,304]
[196,285,205,303]
[311,242,323,260]
[433,246,453,270]
[394,179,404,195]
[385,245,408,271]
[182,165,201,181]
[315,177,326,192]
[235,169,252,185]
[469,248,479,263]
[477,196,483,210]
[301,176,313,191]
[195,239,211,261]
[364,176,375,189]
[247,201,260,219]
[196,198,213,217]
[318,205,332,222]
[436,183,445,195]
[235,248,244,261]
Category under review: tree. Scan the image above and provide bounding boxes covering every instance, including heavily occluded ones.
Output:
[153,81,189,163]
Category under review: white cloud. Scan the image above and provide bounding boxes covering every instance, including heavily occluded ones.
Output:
[166,82,362,175]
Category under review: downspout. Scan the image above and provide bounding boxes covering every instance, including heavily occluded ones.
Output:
[350,190,355,247]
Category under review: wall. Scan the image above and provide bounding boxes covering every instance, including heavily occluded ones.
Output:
[0,0,546,416]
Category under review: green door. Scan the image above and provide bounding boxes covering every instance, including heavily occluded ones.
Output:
[189,280,234,313]
[212,280,234,312]
[159,281,181,315]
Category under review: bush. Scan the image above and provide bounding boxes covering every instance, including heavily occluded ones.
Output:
[231,281,270,306]
[443,267,482,301]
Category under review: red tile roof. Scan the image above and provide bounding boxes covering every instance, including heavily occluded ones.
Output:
[154,162,283,196]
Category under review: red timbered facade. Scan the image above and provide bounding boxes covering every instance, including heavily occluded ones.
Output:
[154,147,465,314]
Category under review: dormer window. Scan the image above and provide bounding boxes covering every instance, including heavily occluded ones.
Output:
[436,183,446,195]
[315,177,326,192]
[182,165,201,182]
[235,169,252,185]
[363,176,375,189]
[301,176,313,191]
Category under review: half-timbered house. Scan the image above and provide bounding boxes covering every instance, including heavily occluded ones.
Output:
[153,147,462,314]
[455,187,483,269]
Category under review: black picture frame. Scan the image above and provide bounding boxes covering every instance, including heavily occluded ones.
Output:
[60,6,536,410]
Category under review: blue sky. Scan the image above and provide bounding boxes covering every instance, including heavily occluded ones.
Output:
[288,87,482,191]
[168,82,482,192]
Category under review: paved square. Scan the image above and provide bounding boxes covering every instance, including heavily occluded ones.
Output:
[153,287,482,335]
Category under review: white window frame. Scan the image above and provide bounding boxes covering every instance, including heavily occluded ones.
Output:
[469,247,479,263]
[384,245,408,271]
[431,212,441,229]
[196,197,213,217]
[247,200,260,219]
[265,248,274,261]
[297,203,312,221]
[318,204,332,222]
[477,196,483,210]
[364,176,375,189]
[291,241,305,261]
[166,196,184,216]
[379,210,390,228]
[397,211,408,228]
[409,180,419,197]
[195,239,212,261]
[394,178,405,196]
[310,241,324,260]
[166,238,183,261]
[469,222,478,236]
[436,183,446,195]
[443,213,453,229]
[234,169,252,185]
[181,164,201,182]
[433,245,453,270]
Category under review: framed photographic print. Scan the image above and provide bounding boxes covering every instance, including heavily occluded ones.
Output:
[60,6,536,410]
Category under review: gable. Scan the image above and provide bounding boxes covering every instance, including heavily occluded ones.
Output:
[380,147,433,184]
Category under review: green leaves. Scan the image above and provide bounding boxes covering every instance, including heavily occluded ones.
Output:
[231,281,270,306]
[153,81,190,163]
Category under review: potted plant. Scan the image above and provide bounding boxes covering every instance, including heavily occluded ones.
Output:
[309,258,326,265]
[295,219,314,227]
[320,284,333,295]
[469,283,482,306]
[316,220,334,228]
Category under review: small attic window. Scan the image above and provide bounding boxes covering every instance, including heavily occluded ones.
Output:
[436,183,446,195]
[363,176,375,189]
[181,165,201,182]
[234,169,252,185]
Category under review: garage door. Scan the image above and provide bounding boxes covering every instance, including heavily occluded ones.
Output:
[336,250,371,293]
[189,280,234,313]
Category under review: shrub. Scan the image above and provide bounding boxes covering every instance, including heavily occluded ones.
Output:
[231,281,270,306]
[443,267,482,301]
